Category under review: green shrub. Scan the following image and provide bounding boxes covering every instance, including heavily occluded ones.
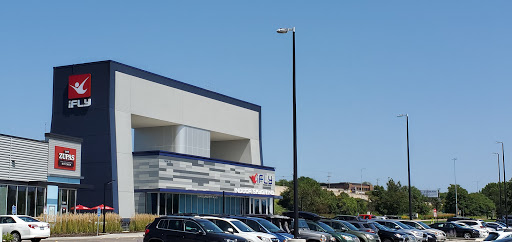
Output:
[2,233,14,242]
[129,214,158,232]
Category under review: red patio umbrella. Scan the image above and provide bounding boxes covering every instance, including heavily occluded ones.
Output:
[91,204,114,210]
[71,204,90,210]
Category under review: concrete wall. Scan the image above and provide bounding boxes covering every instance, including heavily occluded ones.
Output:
[211,140,251,164]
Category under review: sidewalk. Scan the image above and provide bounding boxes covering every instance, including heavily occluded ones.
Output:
[44,232,144,241]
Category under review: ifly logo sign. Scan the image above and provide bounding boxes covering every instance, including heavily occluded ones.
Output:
[68,74,92,108]
[250,173,273,185]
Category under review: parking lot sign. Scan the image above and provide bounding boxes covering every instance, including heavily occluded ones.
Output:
[433,208,437,217]
[12,205,16,215]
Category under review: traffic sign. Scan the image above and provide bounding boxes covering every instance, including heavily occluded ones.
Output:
[11,205,16,215]
[97,207,101,217]
[433,208,437,218]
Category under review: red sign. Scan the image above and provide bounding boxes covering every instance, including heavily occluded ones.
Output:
[55,146,76,171]
[433,208,437,218]
[68,74,91,99]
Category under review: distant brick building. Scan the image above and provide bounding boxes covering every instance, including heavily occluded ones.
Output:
[321,182,374,192]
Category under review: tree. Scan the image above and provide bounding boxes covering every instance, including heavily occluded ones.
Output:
[481,182,502,216]
[466,193,495,217]
[369,179,408,215]
[444,184,469,215]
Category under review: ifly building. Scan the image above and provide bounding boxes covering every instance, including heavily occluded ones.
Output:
[49,60,276,218]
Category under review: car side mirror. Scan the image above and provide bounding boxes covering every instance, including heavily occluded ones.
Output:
[227,228,234,234]
[197,230,206,235]
[395,226,400,229]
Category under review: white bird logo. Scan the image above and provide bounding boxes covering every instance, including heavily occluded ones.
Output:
[70,76,89,94]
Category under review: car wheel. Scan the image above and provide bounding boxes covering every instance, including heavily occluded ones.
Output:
[31,239,42,242]
[383,238,392,242]
[463,232,471,239]
[11,232,21,242]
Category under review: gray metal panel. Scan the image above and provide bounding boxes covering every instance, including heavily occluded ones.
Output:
[133,155,275,195]
[0,135,48,182]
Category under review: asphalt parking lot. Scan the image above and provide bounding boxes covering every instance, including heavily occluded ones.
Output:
[42,234,484,242]
[43,232,144,242]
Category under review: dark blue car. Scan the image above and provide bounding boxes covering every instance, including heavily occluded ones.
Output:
[229,216,294,242]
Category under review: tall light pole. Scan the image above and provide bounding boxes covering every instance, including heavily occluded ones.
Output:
[453,158,458,216]
[494,152,503,219]
[397,114,412,220]
[277,27,299,238]
[498,141,507,226]
[103,180,115,234]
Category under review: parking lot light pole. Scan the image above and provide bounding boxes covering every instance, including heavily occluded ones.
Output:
[103,180,115,234]
[498,141,507,226]
[453,158,458,216]
[397,114,412,220]
[277,27,299,239]
[494,152,503,219]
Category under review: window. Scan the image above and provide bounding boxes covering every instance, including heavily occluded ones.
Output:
[215,220,236,232]
[245,220,263,232]
[185,221,202,233]
[35,187,45,216]
[168,219,184,231]
[157,219,169,229]
[0,217,15,223]
[27,187,36,217]
[6,186,16,215]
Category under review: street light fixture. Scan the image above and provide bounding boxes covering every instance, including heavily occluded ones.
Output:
[397,113,412,220]
[103,180,115,234]
[360,168,366,194]
[452,158,458,216]
[494,152,503,219]
[277,26,298,239]
[497,141,507,226]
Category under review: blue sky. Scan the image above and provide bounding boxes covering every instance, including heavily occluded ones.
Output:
[1,1,512,193]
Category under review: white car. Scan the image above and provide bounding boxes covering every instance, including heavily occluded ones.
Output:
[484,231,512,241]
[456,222,489,238]
[0,215,50,242]
[201,216,278,242]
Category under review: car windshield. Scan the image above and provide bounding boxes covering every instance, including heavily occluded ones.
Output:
[417,221,431,229]
[298,219,309,229]
[341,221,359,231]
[17,216,40,222]
[198,220,224,233]
[373,222,392,231]
[402,224,415,229]
[394,221,411,229]
[454,223,469,228]
[258,219,283,233]
[232,220,254,232]
[317,222,336,232]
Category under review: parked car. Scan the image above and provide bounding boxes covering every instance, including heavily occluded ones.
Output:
[335,215,363,222]
[349,221,378,234]
[143,216,248,242]
[485,231,512,241]
[457,220,494,232]
[429,222,480,239]
[0,215,50,242]
[202,216,278,242]
[446,217,472,222]
[320,219,380,242]
[454,222,489,238]
[305,220,360,242]
[280,211,339,242]
[229,216,293,242]
[249,214,294,234]
[487,222,508,231]
[399,220,446,241]
[374,220,425,242]
[362,221,416,242]
[359,215,377,220]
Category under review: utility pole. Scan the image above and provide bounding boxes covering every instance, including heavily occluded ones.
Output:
[453,158,458,216]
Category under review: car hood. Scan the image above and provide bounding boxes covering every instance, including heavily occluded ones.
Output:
[424,228,446,236]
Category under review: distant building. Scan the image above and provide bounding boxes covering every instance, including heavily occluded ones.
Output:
[321,182,374,192]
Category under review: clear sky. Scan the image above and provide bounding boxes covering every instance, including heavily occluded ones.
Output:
[1,1,511,193]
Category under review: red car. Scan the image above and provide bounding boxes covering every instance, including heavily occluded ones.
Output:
[358,214,377,220]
